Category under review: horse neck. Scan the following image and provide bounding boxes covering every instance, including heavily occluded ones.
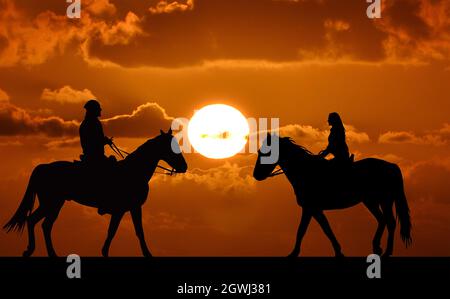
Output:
[279,148,309,184]
[125,140,161,182]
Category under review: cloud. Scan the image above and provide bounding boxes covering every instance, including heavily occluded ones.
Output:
[2,0,449,68]
[376,0,450,63]
[161,162,255,194]
[84,0,117,16]
[378,124,450,146]
[0,101,78,136]
[0,101,173,138]
[405,159,450,205]
[41,86,96,104]
[149,0,194,14]
[378,131,421,144]
[45,137,79,150]
[324,19,350,32]
[345,125,371,143]
[96,12,144,46]
[103,102,173,137]
[0,87,8,101]
[279,123,369,151]
[0,0,144,67]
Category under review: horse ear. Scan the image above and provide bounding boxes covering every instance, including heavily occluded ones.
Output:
[160,129,164,135]
[168,128,173,135]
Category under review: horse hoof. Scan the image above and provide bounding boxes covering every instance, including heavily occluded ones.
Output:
[382,252,392,258]
[102,248,109,258]
[287,250,300,258]
[335,252,345,258]
[22,250,32,257]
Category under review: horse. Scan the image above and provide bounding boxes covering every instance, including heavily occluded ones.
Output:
[4,128,187,258]
[253,133,411,257]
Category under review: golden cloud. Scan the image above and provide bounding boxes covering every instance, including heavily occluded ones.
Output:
[149,0,194,14]
[279,123,370,152]
[378,124,450,146]
[103,102,173,137]
[41,86,96,104]
[45,137,79,150]
[376,0,450,63]
[0,0,144,67]
[160,162,255,194]
[84,0,117,16]
[0,87,8,101]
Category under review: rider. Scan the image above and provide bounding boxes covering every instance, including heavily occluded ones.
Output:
[80,99,113,165]
[80,99,114,215]
[318,112,351,163]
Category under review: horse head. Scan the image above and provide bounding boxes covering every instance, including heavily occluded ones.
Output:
[156,128,188,174]
[253,133,280,181]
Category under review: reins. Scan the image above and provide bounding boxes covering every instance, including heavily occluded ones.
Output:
[269,167,284,177]
[109,142,176,176]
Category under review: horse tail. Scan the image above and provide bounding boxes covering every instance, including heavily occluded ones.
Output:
[393,164,412,247]
[3,165,41,233]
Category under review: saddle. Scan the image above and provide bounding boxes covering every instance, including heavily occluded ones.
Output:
[72,156,119,191]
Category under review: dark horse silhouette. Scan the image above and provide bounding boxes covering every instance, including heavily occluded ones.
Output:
[253,134,411,257]
[4,129,187,257]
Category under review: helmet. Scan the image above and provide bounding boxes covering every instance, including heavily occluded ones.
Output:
[84,99,101,112]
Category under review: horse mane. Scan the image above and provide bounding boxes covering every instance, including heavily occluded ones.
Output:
[123,134,161,163]
[281,137,315,160]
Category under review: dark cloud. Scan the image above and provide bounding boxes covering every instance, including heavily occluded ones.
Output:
[0,100,172,138]
[2,0,449,68]
[88,0,387,67]
[386,0,431,39]
[0,101,78,136]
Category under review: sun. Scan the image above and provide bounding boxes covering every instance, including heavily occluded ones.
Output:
[188,104,250,159]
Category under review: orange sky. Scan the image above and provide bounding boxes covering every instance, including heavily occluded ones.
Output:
[0,0,449,256]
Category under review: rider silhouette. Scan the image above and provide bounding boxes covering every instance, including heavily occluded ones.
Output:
[80,99,114,215]
[80,99,113,164]
[319,112,350,162]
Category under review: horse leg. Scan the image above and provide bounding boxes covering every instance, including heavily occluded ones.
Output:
[42,201,64,258]
[313,211,343,257]
[288,209,312,257]
[102,212,124,257]
[364,202,385,256]
[23,206,46,257]
[131,207,152,257]
[382,203,396,257]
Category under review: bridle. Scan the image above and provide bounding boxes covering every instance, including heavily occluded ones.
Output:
[109,142,176,176]
[258,151,285,178]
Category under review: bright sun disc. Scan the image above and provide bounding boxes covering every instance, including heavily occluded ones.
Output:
[188,104,249,159]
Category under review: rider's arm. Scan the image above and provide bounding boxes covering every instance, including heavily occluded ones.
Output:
[103,136,112,145]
